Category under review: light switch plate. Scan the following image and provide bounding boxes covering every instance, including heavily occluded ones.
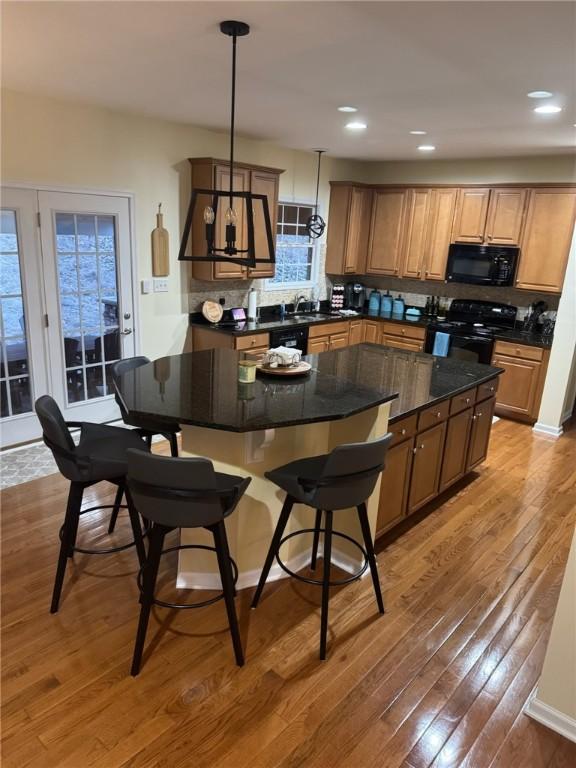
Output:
[153,277,169,293]
[141,279,153,294]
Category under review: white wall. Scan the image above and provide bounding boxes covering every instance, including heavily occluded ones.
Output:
[1,89,364,359]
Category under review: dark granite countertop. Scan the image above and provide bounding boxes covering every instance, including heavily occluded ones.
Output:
[189,311,552,348]
[115,344,502,432]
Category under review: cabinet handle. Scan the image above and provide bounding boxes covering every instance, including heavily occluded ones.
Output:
[400,428,407,435]
[436,411,441,418]
[478,412,483,418]
[472,415,477,420]
[489,386,495,392]
[425,270,429,276]
[465,397,470,404]
[401,329,406,335]
[420,443,425,450]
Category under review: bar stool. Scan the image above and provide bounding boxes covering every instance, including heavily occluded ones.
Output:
[126,450,250,675]
[251,434,392,659]
[35,395,150,614]
[111,357,181,456]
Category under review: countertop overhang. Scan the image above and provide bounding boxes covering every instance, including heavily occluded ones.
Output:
[115,345,503,433]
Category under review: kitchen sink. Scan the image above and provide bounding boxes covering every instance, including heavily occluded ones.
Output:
[287,312,334,320]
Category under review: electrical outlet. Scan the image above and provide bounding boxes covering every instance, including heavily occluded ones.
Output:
[141,279,153,294]
[153,277,169,293]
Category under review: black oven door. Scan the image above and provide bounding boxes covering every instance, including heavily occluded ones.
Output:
[446,334,494,365]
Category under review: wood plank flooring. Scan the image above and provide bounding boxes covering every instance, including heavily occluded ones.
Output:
[2,418,576,767]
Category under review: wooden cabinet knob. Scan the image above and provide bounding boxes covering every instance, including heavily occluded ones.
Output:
[465,397,470,404]
[489,386,495,392]
[401,428,407,435]
[436,411,441,418]
[420,443,425,450]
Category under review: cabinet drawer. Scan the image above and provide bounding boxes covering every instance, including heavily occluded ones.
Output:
[476,377,499,402]
[388,414,418,446]
[309,321,349,338]
[235,333,270,351]
[450,388,477,415]
[493,341,543,361]
[418,399,450,431]
[380,335,424,352]
[381,322,426,341]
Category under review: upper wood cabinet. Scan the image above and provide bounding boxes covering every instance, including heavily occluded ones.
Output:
[367,189,409,275]
[401,187,458,282]
[485,188,527,245]
[402,189,431,279]
[451,188,491,243]
[325,184,372,275]
[515,188,576,293]
[188,158,283,281]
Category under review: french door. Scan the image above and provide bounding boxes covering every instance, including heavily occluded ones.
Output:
[0,187,136,448]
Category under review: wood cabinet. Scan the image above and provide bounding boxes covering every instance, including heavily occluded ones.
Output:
[440,407,473,492]
[378,322,425,352]
[308,336,330,354]
[408,422,447,513]
[363,319,380,344]
[485,188,527,245]
[367,189,409,275]
[491,341,549,422]
[452,188,491,243]
[376,438,413,536]
[467,398,496,469]
[325,184,372,275]
[308,320,350,352]
[516,188,576,293]
[349,320,363,346]
[188,158,283,281]
[425,188,459,280]
[192,327,270,352]
[402,189,431,279]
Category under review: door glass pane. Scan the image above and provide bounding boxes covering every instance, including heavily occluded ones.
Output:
[55,212,120,404]
[0,209,33,418]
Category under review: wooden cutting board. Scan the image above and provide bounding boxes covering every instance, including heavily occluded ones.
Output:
[152,204,169,276]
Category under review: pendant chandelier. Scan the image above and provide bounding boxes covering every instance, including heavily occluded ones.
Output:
[305,150,326,239]
[178,21,275,268]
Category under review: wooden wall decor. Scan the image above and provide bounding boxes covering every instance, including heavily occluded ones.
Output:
[152,203,169,276]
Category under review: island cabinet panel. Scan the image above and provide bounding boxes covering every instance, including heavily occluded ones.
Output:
[417,398,450,431]
[325,185,372,275]
[467,398,496,469]
[388,414,418,446]
[376,438,414,536]
[516,188,576,293]
[484,188,527,245]
[363,319,380,344]
[450,388,477,415]
[451,188,491,243]
[476,377,499,402]
[425,188,458,280]
[367,189,409,275]
[408,421,447,513]
[401,189,431,279]
[349,319,363,345]
[440,407,473,492]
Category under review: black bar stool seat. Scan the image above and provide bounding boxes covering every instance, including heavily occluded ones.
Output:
[34,395,150,615]
[127,451,250,675]
[252,434,393,660]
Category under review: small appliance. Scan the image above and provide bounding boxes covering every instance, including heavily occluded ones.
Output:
[344,282,366,310]
[425,299,518,364]
[446,244,519,286]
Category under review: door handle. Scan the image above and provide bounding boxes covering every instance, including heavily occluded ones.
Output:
[121,328,132,335]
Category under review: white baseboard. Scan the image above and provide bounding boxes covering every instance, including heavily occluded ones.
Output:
[525,693,576,744]
[532,422,564,439]
[176,543,367,591]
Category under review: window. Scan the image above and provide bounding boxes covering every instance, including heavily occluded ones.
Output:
[266,202,317,289]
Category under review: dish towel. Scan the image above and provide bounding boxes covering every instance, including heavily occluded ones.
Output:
[432,331,451,357]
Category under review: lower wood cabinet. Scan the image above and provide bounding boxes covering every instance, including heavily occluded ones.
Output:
[193,327,270,352]
[349,319,363,345]
[440,407,473,492]
[376,438,414,536]
[308,336,330,354]
[408,421,447,513]
[467,398,496,469]
[491,341,549,422]
[378,322,426,352]
[363,319,380,343]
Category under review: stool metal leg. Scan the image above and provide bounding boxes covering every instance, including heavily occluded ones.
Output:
[310,509,322,570]
[251,495,294,608]
[108,484,124,534]
[212,520,244,667]
[131,524,166,676]
[169,433,179,457]
[319,509,333,660]
[125,487,147,567]
[357,502,385,614]
[51,481,84,613]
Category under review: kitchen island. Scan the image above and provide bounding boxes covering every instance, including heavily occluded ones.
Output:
[116,344,501,589]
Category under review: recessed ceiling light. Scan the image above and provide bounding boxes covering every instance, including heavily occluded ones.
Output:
[345,121,367,131]
[410,130,427,135]
[527,90,554,99]
[534,105,563,114]
[338,106,358,113]
[418,144,436,152]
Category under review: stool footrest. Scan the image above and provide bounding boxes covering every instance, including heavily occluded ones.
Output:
[137,543,239,610]
[59,504,150,555]
[276,528,368,586]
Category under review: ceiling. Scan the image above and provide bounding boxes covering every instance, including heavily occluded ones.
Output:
[2,1,575,161]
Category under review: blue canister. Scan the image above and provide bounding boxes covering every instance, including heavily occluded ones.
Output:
[393,294,405,316]
[368,289,381,316]
[380,291,393,316]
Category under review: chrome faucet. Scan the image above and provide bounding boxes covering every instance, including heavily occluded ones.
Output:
[294,294,307,313]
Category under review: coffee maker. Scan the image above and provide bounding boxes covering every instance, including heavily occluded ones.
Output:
[344,282,366,310]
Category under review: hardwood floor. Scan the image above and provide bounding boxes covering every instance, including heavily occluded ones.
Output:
[2,419,576,767]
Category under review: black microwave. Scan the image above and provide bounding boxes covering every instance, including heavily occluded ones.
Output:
[446,244,519,286]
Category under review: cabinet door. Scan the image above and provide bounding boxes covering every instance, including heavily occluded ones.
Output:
[491,354,541,418]
[214,164,250,279]
[516,188,576,293]
[440,408,473,492]
[484,188,527,246]
[376,438,413,536]
[363,320,380,344]
[349,320,363,345]
[401,189,431,279]
[329,331,349,350]
[344,187,371,274]
[308,336,330,354]
[425,188,458,280]
[367,189,408,275]
[467,398,495,470]
[248,170,278,278]
[451,188,490,243]
[408,422,446,513]
[380,334,424,352]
